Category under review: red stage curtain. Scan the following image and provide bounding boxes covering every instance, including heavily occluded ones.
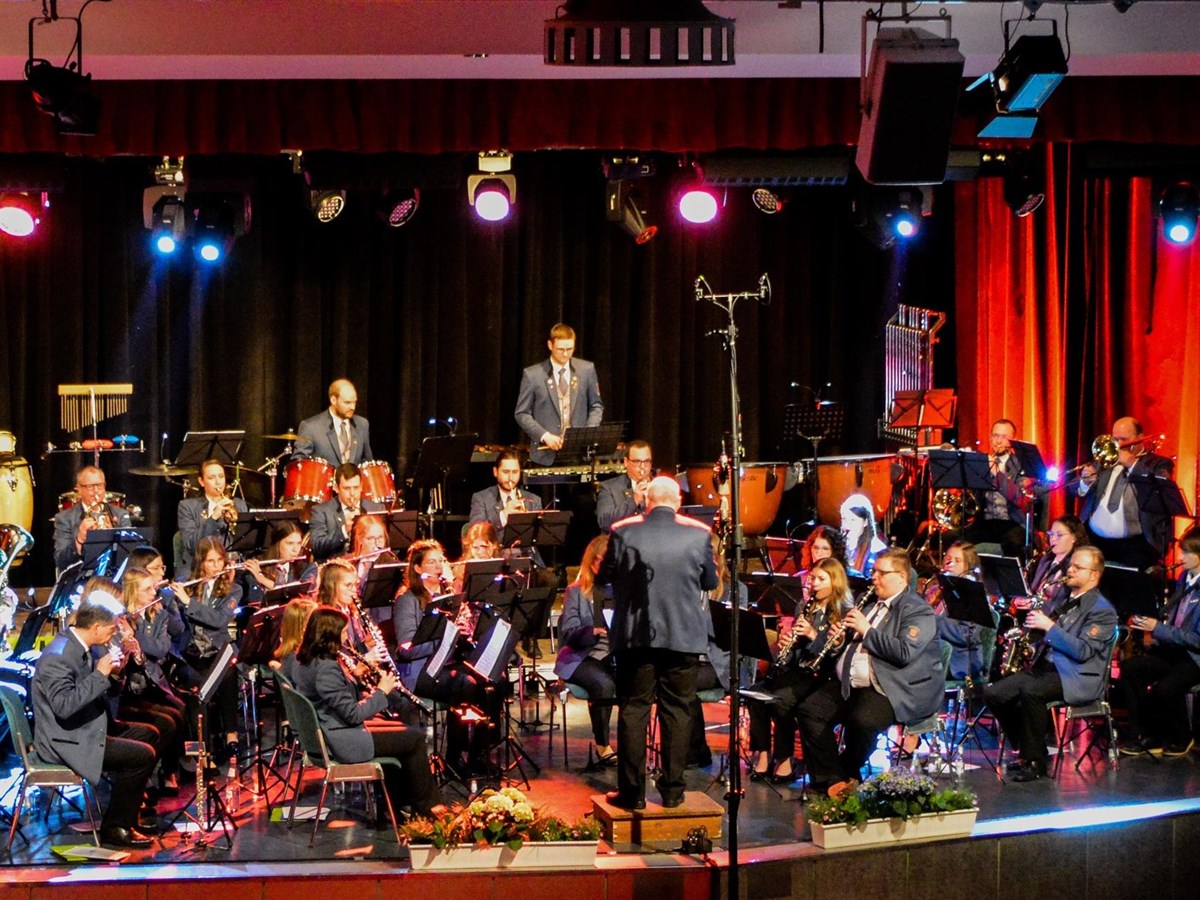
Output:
[956,147,1200,535]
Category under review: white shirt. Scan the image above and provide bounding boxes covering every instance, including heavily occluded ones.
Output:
[1088,464,1132,539]
[841,591,899,690]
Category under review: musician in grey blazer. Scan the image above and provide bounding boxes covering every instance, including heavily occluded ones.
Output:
[31,593,157,847]
[52,466,132,572]
[308,464,384,561]
[514,323,604,466]
[984,545,1118,781]
[595,440,654,532]
[293,378,373,466]
[597,476,718,810]
[293,605,441,820]
[467,449,543,545]
[177,459,248,572]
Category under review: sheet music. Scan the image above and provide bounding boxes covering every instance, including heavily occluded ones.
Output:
[473,617,512,678]
[426,621,458,678]
[603,608,613,628]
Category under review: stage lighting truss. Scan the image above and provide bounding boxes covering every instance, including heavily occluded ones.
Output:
[467,151,517,222]
[544,0,734,68]
[1159,183,1199,245]
[0,192,47,238]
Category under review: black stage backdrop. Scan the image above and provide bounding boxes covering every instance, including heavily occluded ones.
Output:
[0,151,957,584]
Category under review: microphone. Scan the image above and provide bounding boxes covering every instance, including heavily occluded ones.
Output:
[758,272,771,304]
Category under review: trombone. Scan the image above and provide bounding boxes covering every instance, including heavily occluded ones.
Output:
[1052,433,1165,487]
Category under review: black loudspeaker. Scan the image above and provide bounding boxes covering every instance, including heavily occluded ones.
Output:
[855,28,965,186]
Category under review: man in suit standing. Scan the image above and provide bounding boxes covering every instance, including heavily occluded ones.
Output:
[1077,415,1174,570]
[52,466,133,573]
[294,378,373,467]
[514,323,604,467]
[177,459,248,572]
[31,593,157,848]
[596,440,654,532]
[799,548,944,796]
[468,449,543,546]
[984,545,1118,781]
[598,476,718,809]
[309,463,384,561]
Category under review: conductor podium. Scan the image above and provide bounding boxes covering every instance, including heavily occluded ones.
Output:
[591,791,724,847]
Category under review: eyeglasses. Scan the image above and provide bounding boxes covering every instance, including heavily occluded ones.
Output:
[873,568,902,577]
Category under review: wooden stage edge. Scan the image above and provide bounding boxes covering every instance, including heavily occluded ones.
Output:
[6,798,1200,900]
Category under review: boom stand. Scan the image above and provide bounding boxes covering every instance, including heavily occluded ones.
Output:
[694,270,770,897]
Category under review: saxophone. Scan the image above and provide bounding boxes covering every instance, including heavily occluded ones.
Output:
[998,577,1065,676]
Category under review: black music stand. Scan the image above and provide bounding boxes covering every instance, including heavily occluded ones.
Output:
[679,504,720,529]
[412,433,478,516]
[739,572,807,619]
[262,581,310,606]
[762,536,806,575]
[228,510,302,556]
[360,563,407,612]
[553,422,626,466]
[937,575,997,630]
[979,553,1030,601]
[384,510,421,553]
[1009,440,1048,482]
[709,604,773,661]
[174,430,245,469]
[1129,472,1192,561]
[503,510,571,556]
[1099,564,1161,619]
[781,401,844,493]
[927,449,994,494]
[464,611,523,685]
[463,558,534,603]
[80,527,155,580]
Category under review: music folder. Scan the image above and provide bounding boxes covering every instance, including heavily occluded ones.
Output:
[936,574,998,629]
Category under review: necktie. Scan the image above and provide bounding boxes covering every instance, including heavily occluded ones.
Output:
[557,368,570,432]
[1106,467,1127,512]
[339,419,352,461]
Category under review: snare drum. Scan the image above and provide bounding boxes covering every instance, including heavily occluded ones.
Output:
[282,458,334,509]
[359,460,396,505]
[681,461,788,536]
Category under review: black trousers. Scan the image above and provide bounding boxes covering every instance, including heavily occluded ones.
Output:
[567,656,617,746]
[1086,531,1160,572]
[116,700,183,775]
[615,648,698,805]
[747,667,824,761]
[983,661,1063,765]
[366,722,441,818]
[796,681,897,784]
[1115,647,1200,745]
[102,722,157,830]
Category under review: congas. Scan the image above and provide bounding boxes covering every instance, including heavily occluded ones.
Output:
[282,458,334,510]
[359,460,397,506]
[681,462,788,536]
[0,435,33,564]
[814,454,897,529]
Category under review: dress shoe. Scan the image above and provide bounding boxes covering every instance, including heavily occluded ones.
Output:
[771,758,799,785]
[100,825,154,849]
[1119,736,1162,757]
[1161,738,1195,757]
[660,794,685,809]
[1010,760,1047,782]
[686,754,713,770]
[604,790,645,811]
[595,748,619,767]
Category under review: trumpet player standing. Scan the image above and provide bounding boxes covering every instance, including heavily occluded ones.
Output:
[52,466,133,572]
[984,546,1118,782]
[596,440,654,532]
[177,459,247,573]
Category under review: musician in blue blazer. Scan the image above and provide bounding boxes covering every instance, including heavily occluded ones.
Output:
[984,545,1118,781]
[177,459,248,572]
[513,323,604,467]
[467,449,543,545]
[597,476,718,810]
[308,464,385,561]
[1120,529,1200,756]
[293,378,373,466]
[52,466,133,572]
[31,591,157,847]
[595,440,654,532]
[293,605,442,821]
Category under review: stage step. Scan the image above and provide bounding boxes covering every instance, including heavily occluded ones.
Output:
[591,791,724,845]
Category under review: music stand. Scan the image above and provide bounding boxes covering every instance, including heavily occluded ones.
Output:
[739,572,806,618]
[360,563,407,612]
[1009,440,1047,481]
[411,433,477,515]
[175,431,245,469]
[553,422,625,466]
[238,606,286,667]
[762,536,806,575]
[262,581,311,605]
[937,575,997,630]
[781,401,844,492]
[679,505,720,529]
[1128,473,1192,559]
[709,604,773,661]
[384,510,420,553]
[488,586,555,656]
[1099,564,1161,619]
[978,553,1030,601]
[81,527,154,578]
[503,511,571,555]
[463,558,534,603]
[464,613,522,685]
[228,510,302,556]
[927,449,994,494]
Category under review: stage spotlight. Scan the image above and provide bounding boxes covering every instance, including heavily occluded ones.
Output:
[0,192,43,237]
[378,188,420,227]
[679,189,718,224]
[310,189,346,223]
[467,151,517,222]
[971,23,1066,139]
[24,58,100,137]
[1160,183,1199,245]
[605,182,657,244]
[192,200,235,263]
[998,151,1046,218]
[150,195,187,254]
[854,186,926,249]
[751,188,784,214]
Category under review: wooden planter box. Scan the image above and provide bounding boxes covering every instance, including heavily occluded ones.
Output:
[406,840,599,870]
[809,808,978,850]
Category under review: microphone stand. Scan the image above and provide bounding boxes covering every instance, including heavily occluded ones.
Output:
[694,272,769,900]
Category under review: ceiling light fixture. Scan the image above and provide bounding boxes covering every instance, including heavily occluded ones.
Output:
[378,188,420,228]
[0,192,45,238]
[143,157,187,254]
[545,0,734,68]
[751,188,784,214]
[972,20,1067,140]
[468,151,517,222]
[1160,183,1199,245]
[24,6,104,136]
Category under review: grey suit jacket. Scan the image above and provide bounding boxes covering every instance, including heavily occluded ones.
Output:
[392,590,440,692]
[52,503,133,572]
[467,485,542,545]
[308,497,385,561]
[598,506,719,655]
[31,630,112,785]
[292,657,387,764]
[595,474,642,532]
[514,358,604,466]
[293,411,373,466]
[1043,587,1118,705]
[177,495,249,572]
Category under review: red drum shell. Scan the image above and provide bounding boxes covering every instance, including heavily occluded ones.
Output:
[282,459,334,509]
[358,460,396,505]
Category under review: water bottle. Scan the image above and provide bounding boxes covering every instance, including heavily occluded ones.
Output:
[951,745,965,781]
[224,762,241,814]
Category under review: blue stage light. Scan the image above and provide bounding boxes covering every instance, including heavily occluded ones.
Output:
[197,242,222,263]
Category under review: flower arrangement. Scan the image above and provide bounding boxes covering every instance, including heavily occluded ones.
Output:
[804,770,976,827]
[399,787,601,851]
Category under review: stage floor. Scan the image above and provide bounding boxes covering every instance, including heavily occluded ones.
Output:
[5,662,1200,870]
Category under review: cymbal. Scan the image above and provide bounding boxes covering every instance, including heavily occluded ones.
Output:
[263,432,301,441]
[130,463,198,477]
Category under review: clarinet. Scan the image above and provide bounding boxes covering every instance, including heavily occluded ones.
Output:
[800,587,875,672]
[349,593,401,680]
[774,593,816,666]
[339,646,431,714]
